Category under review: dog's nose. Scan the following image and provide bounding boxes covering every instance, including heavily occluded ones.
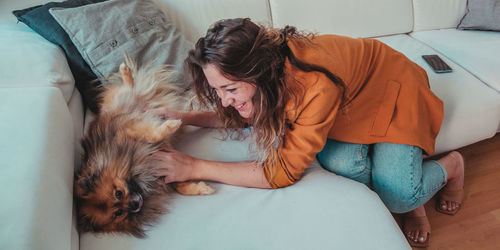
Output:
[129,194,143,213]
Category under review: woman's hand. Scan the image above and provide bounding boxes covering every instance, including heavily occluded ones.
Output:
[153,149,272,188]
[152,149,198,183]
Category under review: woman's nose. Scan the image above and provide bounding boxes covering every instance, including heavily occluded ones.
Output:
[219,92,233,107]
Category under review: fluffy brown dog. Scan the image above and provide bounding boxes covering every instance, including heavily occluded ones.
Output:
[76,56,213,237]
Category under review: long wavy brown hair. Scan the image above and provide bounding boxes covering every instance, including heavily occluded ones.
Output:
[185,18,346,174]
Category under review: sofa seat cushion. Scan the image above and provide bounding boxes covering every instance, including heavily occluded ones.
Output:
[410,29,500,92]
[79,127,410,250]
[375,34,500,154]
[0,87,76,250]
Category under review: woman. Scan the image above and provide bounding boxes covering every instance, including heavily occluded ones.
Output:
[153,18,464,248]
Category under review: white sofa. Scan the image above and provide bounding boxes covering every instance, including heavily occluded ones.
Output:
[1,0,499,249]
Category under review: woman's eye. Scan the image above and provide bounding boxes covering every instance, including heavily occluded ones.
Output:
[114,209,123,217]
[115,190,123,200]
[226,88,237,93]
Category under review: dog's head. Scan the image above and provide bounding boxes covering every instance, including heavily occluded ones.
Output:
[76,116,169,238]
[75,170,145,235]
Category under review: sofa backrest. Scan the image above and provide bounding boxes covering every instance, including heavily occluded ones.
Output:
[412,0,467,31]
[156,0,417,41]
[269,0,414,38]
[155,0,273,42]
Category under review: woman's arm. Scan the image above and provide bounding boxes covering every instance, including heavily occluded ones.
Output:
[152,150,272,189]
[194,158,271,188]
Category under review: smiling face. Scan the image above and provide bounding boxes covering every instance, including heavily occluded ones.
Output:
[202,64,257,119]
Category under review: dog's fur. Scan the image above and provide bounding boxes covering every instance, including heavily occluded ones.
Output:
[76,56,213,238]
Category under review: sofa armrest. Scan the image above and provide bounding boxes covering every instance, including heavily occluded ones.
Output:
[0,86,75,250]
[0,23,75,103]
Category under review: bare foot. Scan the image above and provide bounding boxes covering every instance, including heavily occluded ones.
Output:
[436,151,465,212]
[404,206,430,245]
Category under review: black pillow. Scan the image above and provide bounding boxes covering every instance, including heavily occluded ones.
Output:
[13,0,108,113]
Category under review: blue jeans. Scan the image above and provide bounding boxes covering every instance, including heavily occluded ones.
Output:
[317,139,447,213]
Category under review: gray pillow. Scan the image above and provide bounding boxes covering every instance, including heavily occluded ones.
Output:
[457,0,500,31]
[49,0,193,86]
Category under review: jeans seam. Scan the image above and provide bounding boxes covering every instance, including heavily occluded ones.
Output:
[410,146,416,194]
[409,146,423,204]
[356,144,367,173]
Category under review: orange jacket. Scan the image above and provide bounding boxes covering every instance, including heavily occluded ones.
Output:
[264,34,444,188]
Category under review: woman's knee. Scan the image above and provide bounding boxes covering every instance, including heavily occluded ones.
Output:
[317,140,371,185]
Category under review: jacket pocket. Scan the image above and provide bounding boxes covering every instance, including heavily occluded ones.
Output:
[369,80,400,137]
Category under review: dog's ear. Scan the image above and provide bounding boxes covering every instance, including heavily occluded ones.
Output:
[75,173,97,197]
[126,119,182,144]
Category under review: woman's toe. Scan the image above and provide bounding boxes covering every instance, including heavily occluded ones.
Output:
[408,230,416,240]
[413,231,420,242]
[418,231,427,243]
[440,201,448,210]
[450,201,459,211]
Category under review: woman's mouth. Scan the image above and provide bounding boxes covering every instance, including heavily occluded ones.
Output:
[235,103,246,111]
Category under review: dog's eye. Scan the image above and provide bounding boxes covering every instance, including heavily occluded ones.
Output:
[114,209,123,217]
[115,190,123,200]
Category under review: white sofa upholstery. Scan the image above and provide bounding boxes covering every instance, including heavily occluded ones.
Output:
[0,87,78,250]
[1,0,499,249]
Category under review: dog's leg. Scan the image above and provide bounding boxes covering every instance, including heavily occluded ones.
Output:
[126,119,182,144]
[120,63,134,87]
[173,181,215,195]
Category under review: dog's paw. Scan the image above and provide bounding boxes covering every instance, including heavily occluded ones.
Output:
[174,181,215,195]
[119,63,134,86]
[163,119,182,131]
[195,181,215,195]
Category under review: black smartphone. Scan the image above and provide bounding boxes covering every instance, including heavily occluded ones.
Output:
[422,54,452,73]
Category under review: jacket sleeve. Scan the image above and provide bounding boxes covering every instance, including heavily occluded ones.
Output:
[263,76,342,188]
